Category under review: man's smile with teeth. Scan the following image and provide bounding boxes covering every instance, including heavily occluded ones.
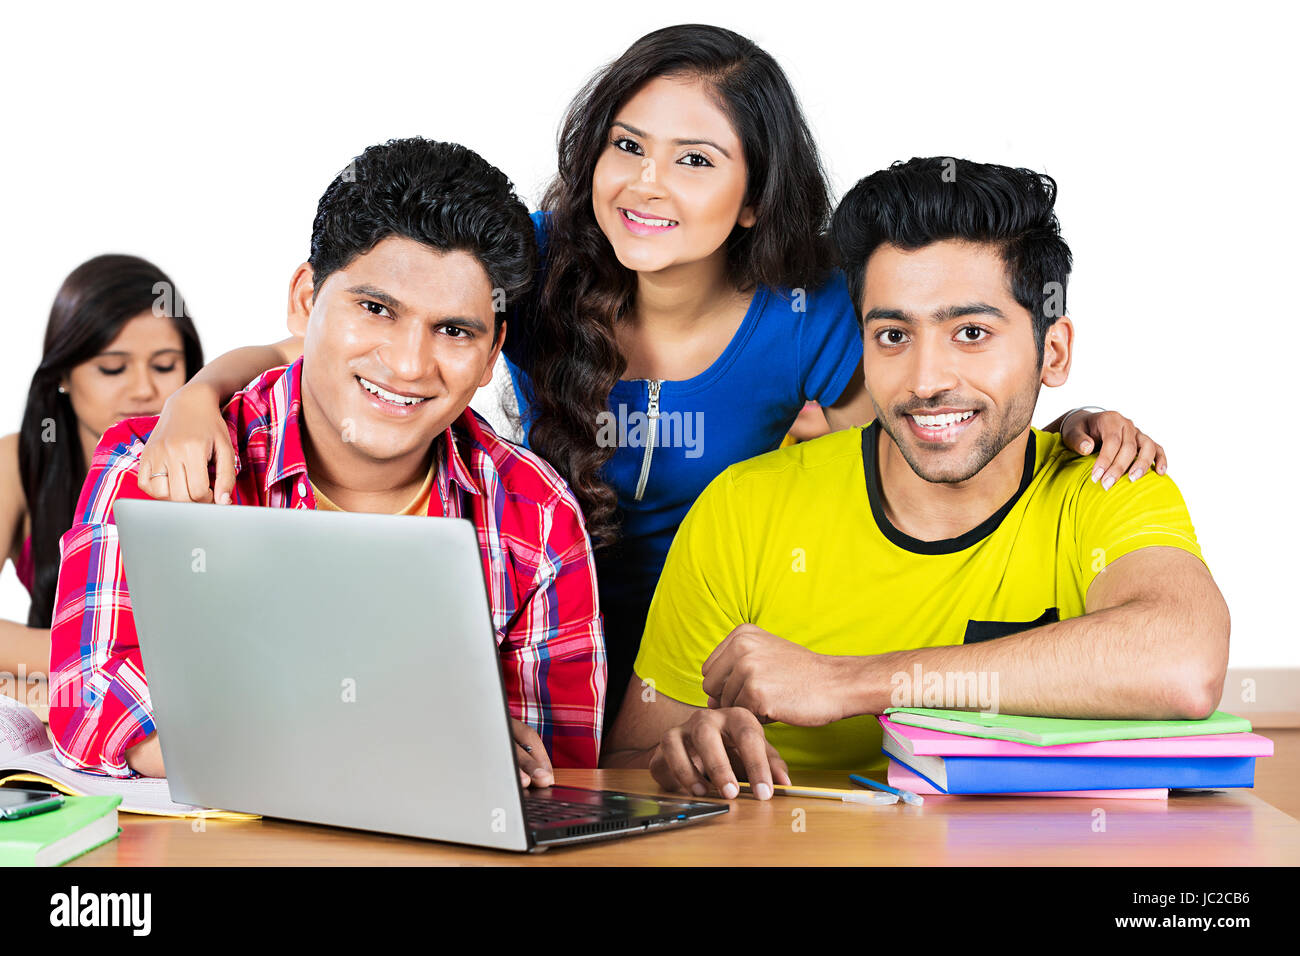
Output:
[356,375,431,406]
[910,410,975,428]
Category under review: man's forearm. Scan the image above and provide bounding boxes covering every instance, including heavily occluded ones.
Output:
[599,745,655,768]
[600,674,692,769]
[835,598,1227,721]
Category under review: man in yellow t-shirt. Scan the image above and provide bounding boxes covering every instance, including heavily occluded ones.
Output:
[603,158,1230,800]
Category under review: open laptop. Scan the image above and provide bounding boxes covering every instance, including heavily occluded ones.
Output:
[112,499,726,851]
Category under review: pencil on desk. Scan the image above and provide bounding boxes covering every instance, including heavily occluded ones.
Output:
[850,773,924,806]
[737,782,899,805]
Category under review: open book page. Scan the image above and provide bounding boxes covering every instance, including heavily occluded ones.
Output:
[0,696,258,819]
[0,692,49,757]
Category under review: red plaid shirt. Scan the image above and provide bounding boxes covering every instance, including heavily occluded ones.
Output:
[48,358,605,777]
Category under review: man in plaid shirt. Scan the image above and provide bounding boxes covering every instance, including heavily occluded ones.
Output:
[48,138,606,780]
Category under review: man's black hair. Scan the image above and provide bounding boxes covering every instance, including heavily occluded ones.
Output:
[309,137,535,336]
[830,157,1073,353]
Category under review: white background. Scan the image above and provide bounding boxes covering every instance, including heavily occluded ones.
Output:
[1,1,1295,665]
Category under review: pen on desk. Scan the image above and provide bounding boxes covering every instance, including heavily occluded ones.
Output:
[737,782,898,805]
[850,773,924,806]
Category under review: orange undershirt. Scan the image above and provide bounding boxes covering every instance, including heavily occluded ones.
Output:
[309,458,437,516]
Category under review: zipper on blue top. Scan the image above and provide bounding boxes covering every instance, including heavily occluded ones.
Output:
[633,379,662,501]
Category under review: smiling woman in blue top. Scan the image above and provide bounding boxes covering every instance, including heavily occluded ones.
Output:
[134,24,1167,731]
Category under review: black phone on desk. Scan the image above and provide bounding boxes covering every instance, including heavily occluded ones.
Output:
[0,787,65,820]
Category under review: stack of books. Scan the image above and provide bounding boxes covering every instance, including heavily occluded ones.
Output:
[879,708,1273,798]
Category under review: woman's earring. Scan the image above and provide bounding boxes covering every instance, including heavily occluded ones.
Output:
[57,385,67,394]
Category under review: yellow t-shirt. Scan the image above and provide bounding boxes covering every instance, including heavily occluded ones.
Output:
[633,422,1205,772]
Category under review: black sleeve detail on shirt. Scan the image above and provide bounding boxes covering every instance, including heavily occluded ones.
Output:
[963,607,1060,644]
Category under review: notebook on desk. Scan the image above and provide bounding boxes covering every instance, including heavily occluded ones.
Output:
[0,794,121,867]
[882,707,1253,745]
[881,732,1257,793]
[878,714,1274,758]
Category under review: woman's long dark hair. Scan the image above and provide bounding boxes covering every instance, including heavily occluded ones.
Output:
[526,23,833,547]
[17,254,203,628]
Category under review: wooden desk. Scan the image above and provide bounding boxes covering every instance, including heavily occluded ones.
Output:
[69,769,1300,866]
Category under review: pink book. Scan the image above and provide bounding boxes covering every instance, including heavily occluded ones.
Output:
[878,715,1274,758]
[887,759,1169,799]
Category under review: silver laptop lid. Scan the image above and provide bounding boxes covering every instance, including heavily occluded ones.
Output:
[113,498,531,851]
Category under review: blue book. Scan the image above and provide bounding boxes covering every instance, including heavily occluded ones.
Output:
[882,734,1255,793]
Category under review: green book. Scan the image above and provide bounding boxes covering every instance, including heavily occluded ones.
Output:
[0,794,122,866]
[881,708,1253,746]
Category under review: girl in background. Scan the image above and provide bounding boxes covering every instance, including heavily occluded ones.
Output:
[0,254,203,689]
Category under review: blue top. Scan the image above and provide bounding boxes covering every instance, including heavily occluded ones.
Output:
[504,211,863,607]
